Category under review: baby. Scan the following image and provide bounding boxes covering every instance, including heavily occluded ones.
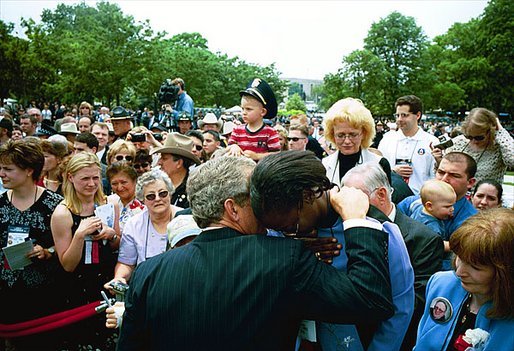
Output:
[410,179,456,240]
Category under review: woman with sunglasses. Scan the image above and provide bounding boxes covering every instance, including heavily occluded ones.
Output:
[50,152,120,349]
[133,149,153,176]
[104,168,179,294]
[106,139,136,166]
[433,108,514,184]
[107,162,145,232]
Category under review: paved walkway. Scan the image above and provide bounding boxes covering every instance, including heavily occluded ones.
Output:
[502,175,513,208]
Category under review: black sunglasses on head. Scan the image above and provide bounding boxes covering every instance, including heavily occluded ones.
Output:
[133,162,149,169]
[464,134,486,141]
[115,155,133,162]
[145,190,169,201]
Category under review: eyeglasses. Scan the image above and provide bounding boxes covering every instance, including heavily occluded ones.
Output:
[194,144,203,151]
[464,134,487,141]
[115,155,133,162]
[287,137,306,142]
[145,190,169,201]
[393,112,414,119]
[334,132,361,141]
[133,162,149,169]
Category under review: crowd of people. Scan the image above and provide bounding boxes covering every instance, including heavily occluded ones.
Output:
[0,77,513,351]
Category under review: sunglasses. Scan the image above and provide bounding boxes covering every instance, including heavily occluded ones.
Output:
[287,137,306,142]
[145,190,169,201]
[464,134,486,141]
[194,144,203,151]
[133,162,149,169]
[115,155,133,162]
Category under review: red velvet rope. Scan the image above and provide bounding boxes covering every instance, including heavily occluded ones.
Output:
[0,301,101,338]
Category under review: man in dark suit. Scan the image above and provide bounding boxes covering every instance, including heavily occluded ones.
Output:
[342,163,444,351]
[117,156,393,351]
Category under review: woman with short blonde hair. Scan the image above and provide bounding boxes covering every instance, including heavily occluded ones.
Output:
[106,139,137,165]
[322,98,388,186]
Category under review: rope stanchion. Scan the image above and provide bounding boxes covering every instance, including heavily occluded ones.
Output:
[0,301,102,338]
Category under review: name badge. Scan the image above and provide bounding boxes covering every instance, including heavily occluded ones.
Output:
[7,226,30,247]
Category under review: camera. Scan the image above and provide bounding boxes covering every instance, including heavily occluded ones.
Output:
[109,281,129,302]
[131,133,146,142]
[433,134,454,150]
[158,79,180,105]
[153,133,163,141]
[395,158,412,166]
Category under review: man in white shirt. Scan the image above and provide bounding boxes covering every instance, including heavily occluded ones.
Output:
[378,95,438,194]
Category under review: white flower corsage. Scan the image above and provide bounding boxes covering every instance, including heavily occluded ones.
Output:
[463,328,490,351]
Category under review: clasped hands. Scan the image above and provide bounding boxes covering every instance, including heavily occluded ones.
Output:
[295,186,369,264]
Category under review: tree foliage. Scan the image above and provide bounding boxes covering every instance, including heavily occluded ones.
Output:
[1,2,285,110]
[286,93,306,112]
[321,2,514,116]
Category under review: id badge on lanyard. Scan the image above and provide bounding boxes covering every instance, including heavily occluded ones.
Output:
[7,225,30,246]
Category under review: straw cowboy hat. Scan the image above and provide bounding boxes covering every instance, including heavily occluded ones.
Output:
[150,132,201,165]
[59,122,80,135]
[198,113,223,130]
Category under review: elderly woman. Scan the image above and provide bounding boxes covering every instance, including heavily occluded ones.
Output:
[51,152,120,349]
[415,208,514,350]
[107,162,145,232]
[39,139,69,194]
[322,98,389,186]
[106,138,137,166]
[0,140,65,349]
[471,179,503,211]
[105,169,179,287]
[434,108,514,184]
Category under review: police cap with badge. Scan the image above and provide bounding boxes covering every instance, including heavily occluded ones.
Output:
[240,78,277,118]
[111,106,132,121]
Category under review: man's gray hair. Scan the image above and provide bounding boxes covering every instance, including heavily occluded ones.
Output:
[187,156,256,228]
[136,168,175,201]
[342,163,392,201]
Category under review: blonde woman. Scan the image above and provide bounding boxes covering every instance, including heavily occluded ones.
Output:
[322,98,389,186]
[434,107,514,184]
[106,138,136,165]
[51,152,120,348]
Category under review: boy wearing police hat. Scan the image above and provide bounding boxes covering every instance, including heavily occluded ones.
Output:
[226,78,281,161]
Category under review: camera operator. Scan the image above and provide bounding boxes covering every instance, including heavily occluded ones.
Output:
[171,78,194,119]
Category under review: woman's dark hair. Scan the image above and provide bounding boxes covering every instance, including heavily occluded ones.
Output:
[134,149,152,164]
[186,130,204,143]
[0,139,44,181]
[472,179,503,202]
[250,150,331,221]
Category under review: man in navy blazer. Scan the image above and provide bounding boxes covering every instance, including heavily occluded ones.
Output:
[117,156,393,351]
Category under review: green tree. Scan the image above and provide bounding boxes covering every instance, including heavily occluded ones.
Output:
[364,11,429,110]
[0,20,29,103]
[286,93,306,112]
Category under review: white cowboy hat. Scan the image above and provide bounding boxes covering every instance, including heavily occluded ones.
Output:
[198,113,223,130]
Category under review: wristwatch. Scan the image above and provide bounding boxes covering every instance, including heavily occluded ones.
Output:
[47,246,55,254]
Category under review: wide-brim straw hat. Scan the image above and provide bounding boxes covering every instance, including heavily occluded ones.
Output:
[59,122,80,134]
[150,132,201,165]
